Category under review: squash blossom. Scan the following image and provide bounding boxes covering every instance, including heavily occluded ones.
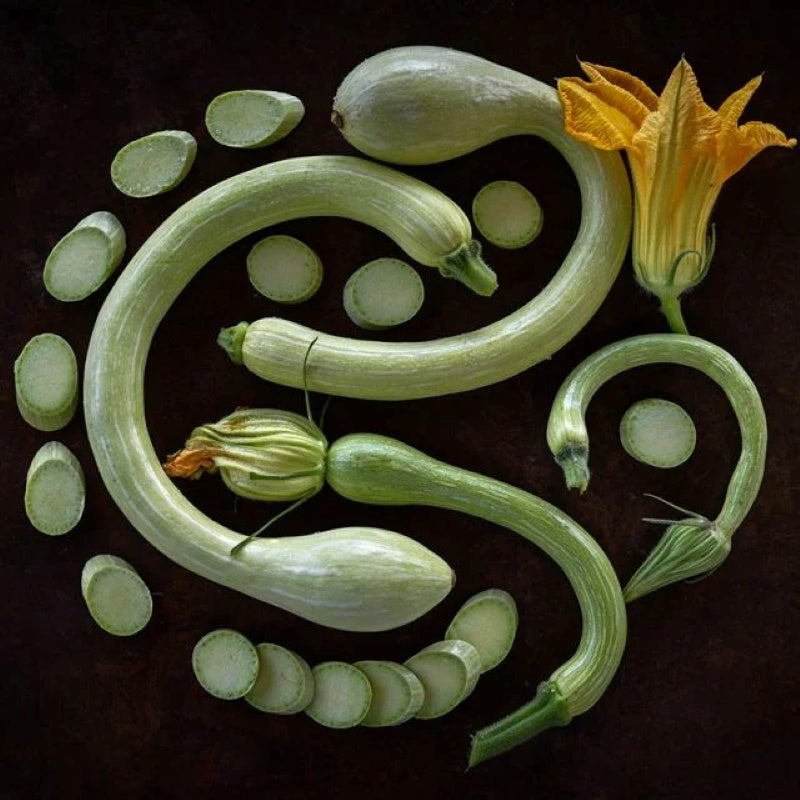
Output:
[557,58,796,333]
[163,408,327,503]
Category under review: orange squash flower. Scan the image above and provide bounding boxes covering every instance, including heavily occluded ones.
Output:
[558,59,795,332]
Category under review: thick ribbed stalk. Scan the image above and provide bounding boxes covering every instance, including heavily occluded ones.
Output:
[325,433,627,764]
[546,334,766,599]
[469,682,571,767]
[659,293,690,334]
[220,47,631,401]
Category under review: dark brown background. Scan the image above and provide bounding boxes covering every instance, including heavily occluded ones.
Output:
[2,1,798,798]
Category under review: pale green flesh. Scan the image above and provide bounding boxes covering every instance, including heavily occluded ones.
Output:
[44,211,126,301]
[81,555,152,636]
[404,640,481,719]
[205,90,304,148]
[192,629,259,699]
[25,443,85,535]
[45,229,110,299]
[305,662,372,728]
[245,643,314,714]
[111,130,197,197]
[445,589,518,672]
[80,554,137,594]
[472,180,543,249]
[354,660,425,726]
[247,234,323,303]
[343,258,424,329]
[15,333,78,431]
[620,398,696,468]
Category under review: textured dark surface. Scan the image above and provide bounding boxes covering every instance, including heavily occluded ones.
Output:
[2,1,798,798]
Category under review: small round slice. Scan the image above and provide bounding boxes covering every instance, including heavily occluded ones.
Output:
[445,589,518,673]
[205,90,305,149]
[192,629,259,700]
[305,661,372,729]
[44,211,126,301]
[620,398,696,468]
[404,639,481,720]
[354,660,425,727]
[343,257,424,330]
[245,643,314,714]
[246,234,323,304]
[14,333,78,431]
[472,180,543,249]
[25,441,85,535]
[81,555,153,636]
[110,130,197,198]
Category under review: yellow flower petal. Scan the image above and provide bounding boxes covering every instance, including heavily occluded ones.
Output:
[718,75,762,124]
[738,120,797,149]
[716,120,797,180]
[633,58,719,162]
[557,77,639,150]
[577,63,654,129]
[580,61,660,111]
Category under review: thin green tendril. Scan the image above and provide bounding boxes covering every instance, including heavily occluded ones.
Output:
[230,490,317,557]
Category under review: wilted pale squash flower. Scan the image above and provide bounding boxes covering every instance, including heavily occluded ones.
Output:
[558,58,795,332]
[163,407,327,502]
